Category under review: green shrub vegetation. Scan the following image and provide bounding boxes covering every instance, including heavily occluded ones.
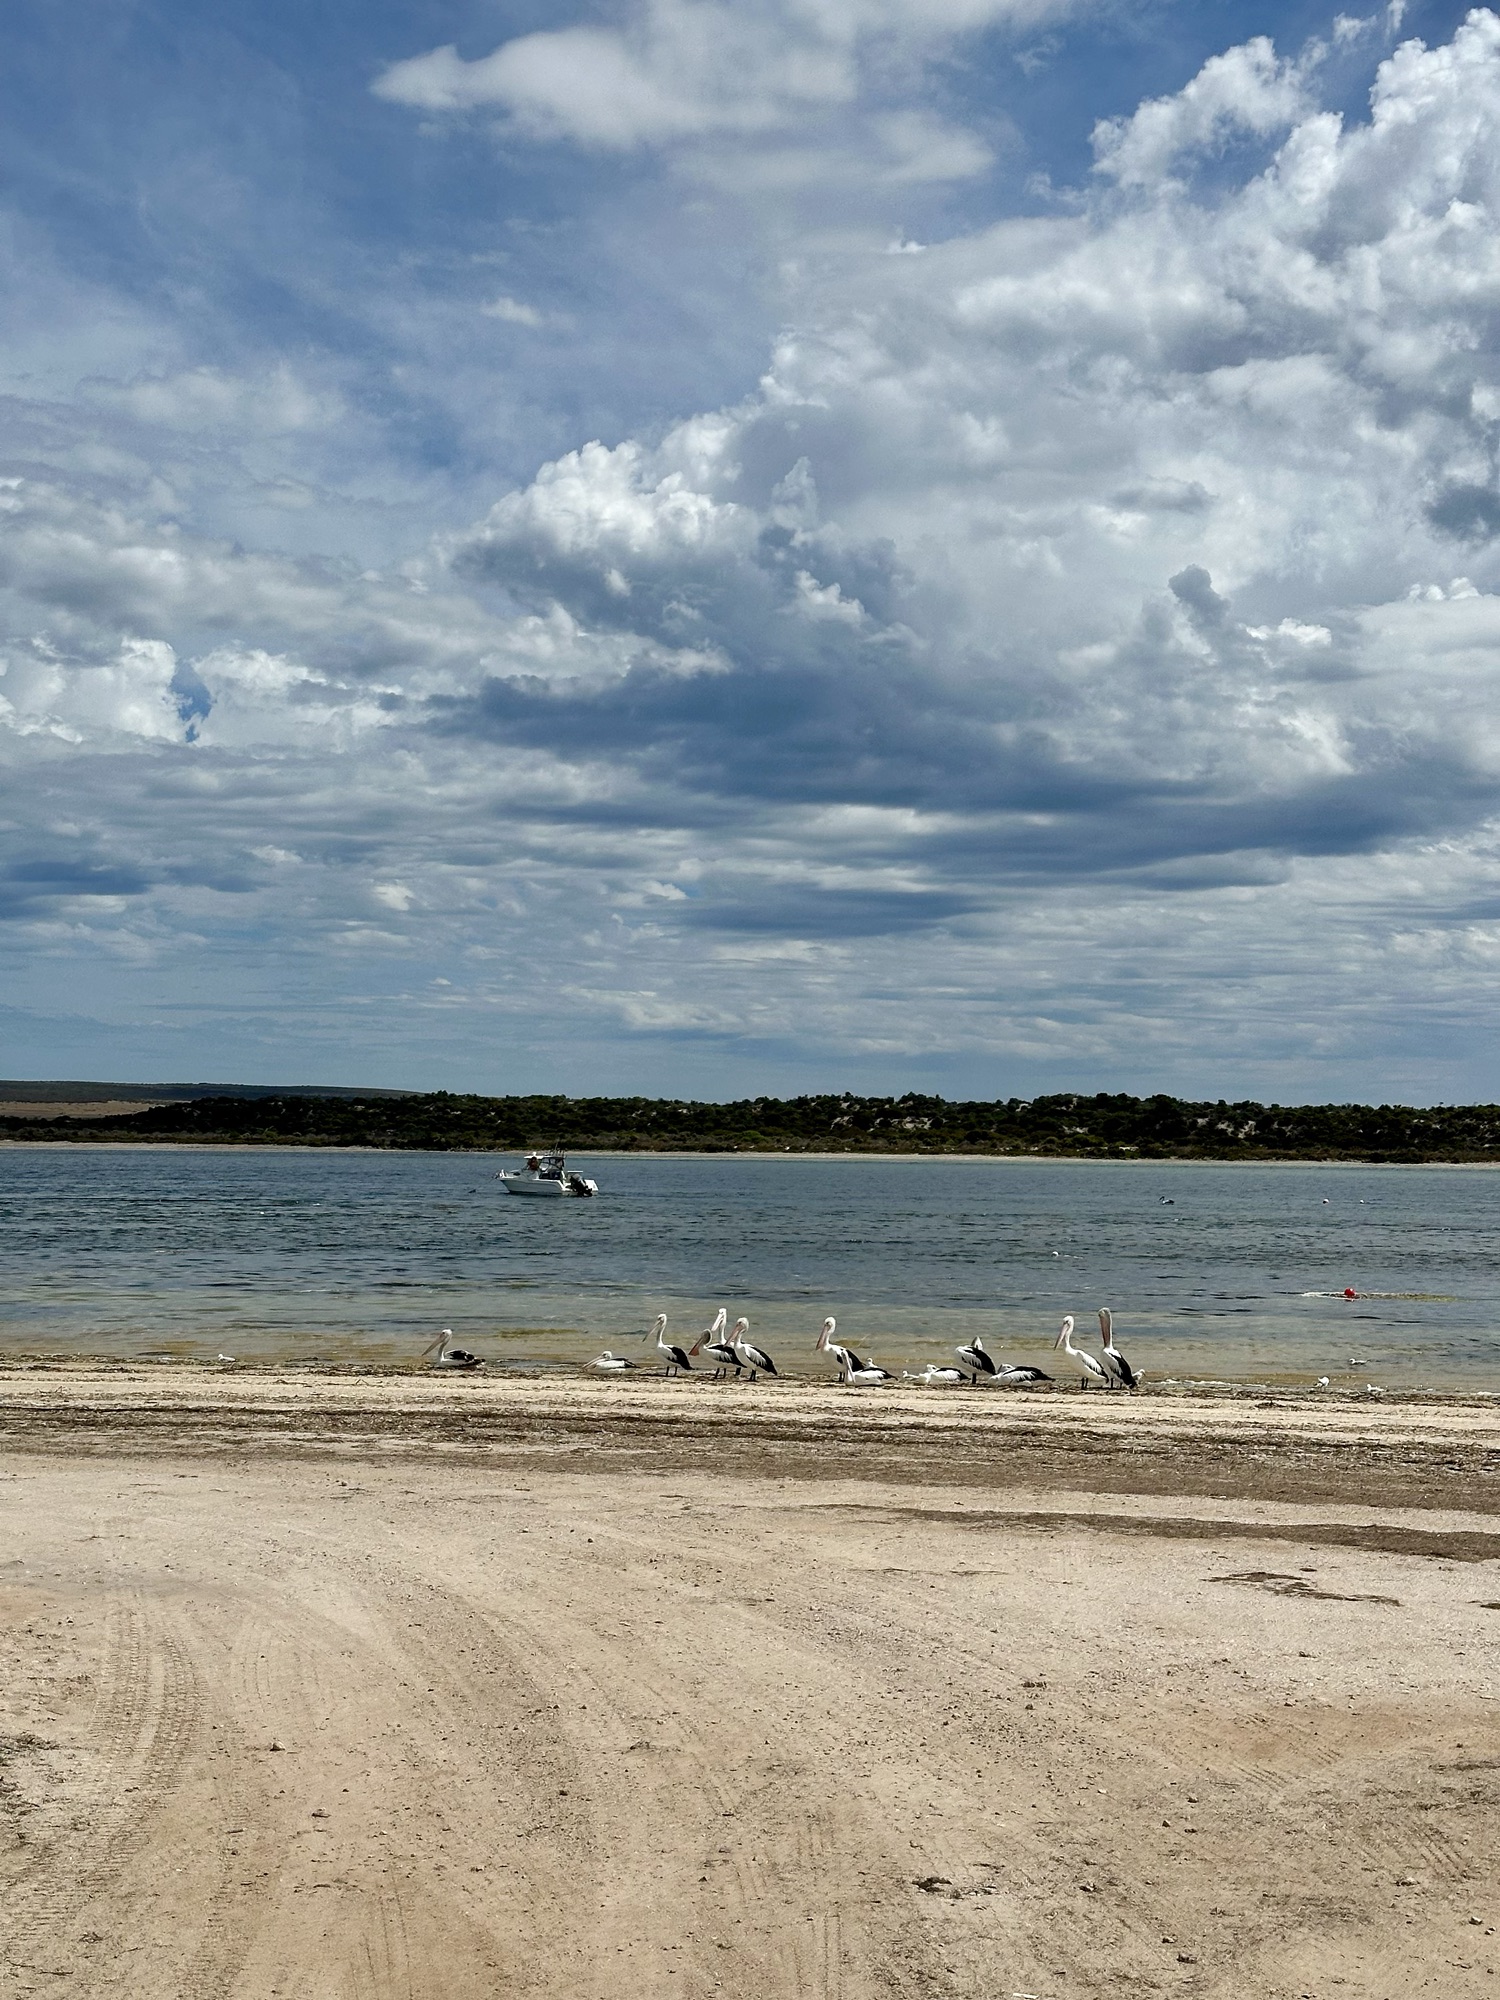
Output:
[6,1088,1500,1159]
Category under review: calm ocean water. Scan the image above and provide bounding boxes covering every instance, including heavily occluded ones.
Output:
[2,1146,1498,1389]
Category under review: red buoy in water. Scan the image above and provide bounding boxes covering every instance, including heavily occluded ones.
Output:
[1343,1286,1358,1299]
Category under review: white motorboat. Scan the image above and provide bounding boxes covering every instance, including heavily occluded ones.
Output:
[498,1148,599,1198]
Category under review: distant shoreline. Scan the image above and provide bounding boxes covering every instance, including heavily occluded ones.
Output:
[8,1085,1500,1162]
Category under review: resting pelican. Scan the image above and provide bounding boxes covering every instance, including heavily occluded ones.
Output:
[843,1355,894,1386]
[955,1334,999,1385]
[815,1316,855,1378]
[992,1360,1052,1387]
[905,1364,967,1386]
[422,1328,484,1371]
[652,1313,694,1377]
[690,1308,740,1379]
[591,1350,635,1372]
[1096,1308,1138,1391]
[731,1317,777,1381]
[1054,1315,1107,1390]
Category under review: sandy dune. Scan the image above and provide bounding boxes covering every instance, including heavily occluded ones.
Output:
[2,1372,1499,1998]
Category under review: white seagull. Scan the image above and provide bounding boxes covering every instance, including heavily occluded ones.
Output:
[955,1334,999,1385]
[1096,1308,1139,1391]
[1054,1315,1107,1389]
[422,1328,484,1371]
[731,1317,777,1381]
[652,1313,694,1377]
[691,1308,740,1379]
[591,1350,635,1372]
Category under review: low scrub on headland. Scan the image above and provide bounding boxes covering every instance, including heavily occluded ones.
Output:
[4,1089,1500,1160]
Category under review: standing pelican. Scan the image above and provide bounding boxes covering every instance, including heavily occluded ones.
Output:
[652,1313,694,1377]
[422,1328,484,1371]
[1054,1315,1107,1390]
[815,1316,855,1379]
[691,1308,740,1379]
[1096,1308,1138,1391]
[955,1334,999,1385]
[731,1317,777,1381]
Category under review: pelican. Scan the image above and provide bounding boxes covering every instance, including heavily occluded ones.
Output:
[731,1317,777,1381]
[992,1361,1052,1387]
[844,1357,894,1386]
[690,1308,740,1379]
[815,1316,855,1378]
[215,1352,236,1364]
[905,1364,967,1386]
[591,1350,635,1372]
[422,1328,484,1371]
[1054,1315,1107,1390]
[955,1334,999,1385]
[1096,1308,1138,1391]
[652,1313,694,1377]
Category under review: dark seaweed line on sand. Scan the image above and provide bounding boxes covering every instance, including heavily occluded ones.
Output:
[834,1504,1500,1564]
[1,1400,1498,1514]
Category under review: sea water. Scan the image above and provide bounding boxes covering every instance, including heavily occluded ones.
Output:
[1,1145,1498,1389]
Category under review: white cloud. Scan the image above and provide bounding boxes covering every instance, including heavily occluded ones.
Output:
[86,364,340,436]
[373,0,1069,161]
[480,295,548,328]
[0,636,182,745]
[1093,35,1319,186]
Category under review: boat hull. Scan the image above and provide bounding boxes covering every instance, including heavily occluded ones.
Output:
[499,1172,598,1197]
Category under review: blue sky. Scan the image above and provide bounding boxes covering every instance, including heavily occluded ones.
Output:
[4,0,1500,1100]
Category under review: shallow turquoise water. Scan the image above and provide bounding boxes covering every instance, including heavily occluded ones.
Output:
[1,1146,1497,1388]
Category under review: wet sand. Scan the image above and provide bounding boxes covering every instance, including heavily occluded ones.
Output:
[2,1369,1499,1998]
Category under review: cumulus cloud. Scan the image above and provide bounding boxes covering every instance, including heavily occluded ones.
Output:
[1092,35,1319,186]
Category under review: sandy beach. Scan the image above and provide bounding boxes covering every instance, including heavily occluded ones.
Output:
[2,1371,1498,1999]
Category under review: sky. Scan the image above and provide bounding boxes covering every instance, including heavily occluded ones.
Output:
[3,0,1500,1102]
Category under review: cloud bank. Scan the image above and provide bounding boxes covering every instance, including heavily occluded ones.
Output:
[8,7,1500,1095]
